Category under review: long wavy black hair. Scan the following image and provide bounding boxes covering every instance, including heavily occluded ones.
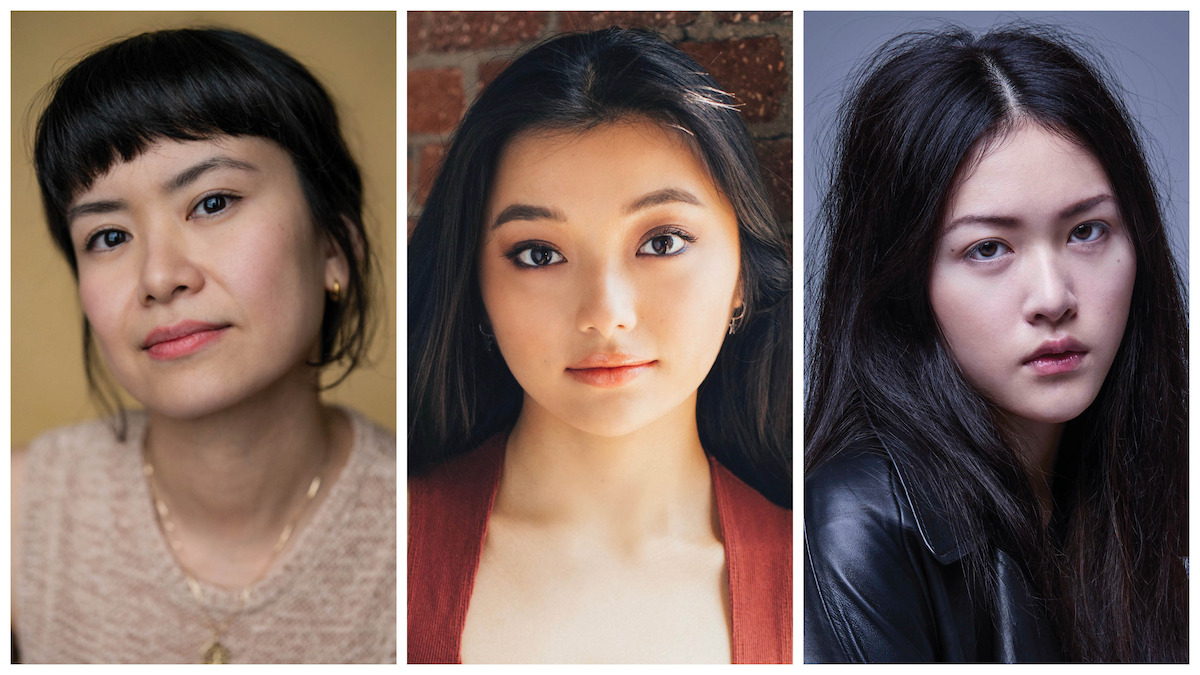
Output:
[806,26,1186,661]
[34,28,375,435]
[410,28,792,507]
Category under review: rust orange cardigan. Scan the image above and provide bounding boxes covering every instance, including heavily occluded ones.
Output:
[407,435,792,663]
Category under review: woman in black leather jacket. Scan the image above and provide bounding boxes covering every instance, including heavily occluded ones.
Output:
[804,25,1187,662]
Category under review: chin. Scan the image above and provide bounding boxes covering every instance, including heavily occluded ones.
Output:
[1007,395,1098,427]
[126,373,284,421]
[136,391,243,421]
[537,393,684,439]
[558,410,661,438]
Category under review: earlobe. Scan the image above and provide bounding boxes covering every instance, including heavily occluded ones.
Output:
[323,216,359,296]
[728,305,746,335]
[728,279,746,335]
[323,244,349,303]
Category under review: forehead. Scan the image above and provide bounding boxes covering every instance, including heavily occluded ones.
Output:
[946,123,1112,220]
[486,119,723,215]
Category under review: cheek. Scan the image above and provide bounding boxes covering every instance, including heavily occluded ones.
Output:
[228,216,326,321]
[1084,247,1137,349]
[1096,249,1137,318]
[477,257,559,364]
[77,268,129,343]
[931,272,998,349]
[928,267,1016,390]
[651,254,739,339]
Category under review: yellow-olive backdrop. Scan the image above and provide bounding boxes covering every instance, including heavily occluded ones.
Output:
[11,11,398,444]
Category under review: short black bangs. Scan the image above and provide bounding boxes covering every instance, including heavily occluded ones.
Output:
[35,28,350,267]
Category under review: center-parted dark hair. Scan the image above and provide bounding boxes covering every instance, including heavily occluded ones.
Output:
[34,27,374,431]
[805,26,1186,661]
[409,28,792,507]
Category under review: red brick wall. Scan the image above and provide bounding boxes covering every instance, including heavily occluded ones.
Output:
[407,11,793,235]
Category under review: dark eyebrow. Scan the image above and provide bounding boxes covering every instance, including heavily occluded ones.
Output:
[67,156,259,228]
[66,199,128,226]
[489,187,704,230]
[623,187,703,215]
[1058,193,1113,219]
[946,193,1115,232]
[491,203,567,230]
[162,156,259,194]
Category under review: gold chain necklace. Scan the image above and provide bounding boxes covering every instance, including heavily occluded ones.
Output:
[143,453,325,664]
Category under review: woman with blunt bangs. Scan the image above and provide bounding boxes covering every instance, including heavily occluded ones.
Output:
[804,26,1186,662]
[408,28,792,663]
[12,28,395,663]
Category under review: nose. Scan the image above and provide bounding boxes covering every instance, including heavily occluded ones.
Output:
[575,263,637,338]
[138,226,204,305]
[1023,249,1077,324]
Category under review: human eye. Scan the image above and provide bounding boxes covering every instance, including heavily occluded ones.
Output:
[637,226,696,257]
[83,228,130,252]
[964,239,1011,262]
[504,241,566,268]
[1069,221,1109,244]
[189,192,241,219]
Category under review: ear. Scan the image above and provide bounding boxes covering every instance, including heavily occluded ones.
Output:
[323,216,361,294]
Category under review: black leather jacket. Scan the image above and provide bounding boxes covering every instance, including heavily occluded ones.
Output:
[804,442,1063,663]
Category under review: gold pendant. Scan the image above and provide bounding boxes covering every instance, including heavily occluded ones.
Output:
[203,641,231,664]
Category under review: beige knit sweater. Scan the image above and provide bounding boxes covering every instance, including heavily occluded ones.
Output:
[14,408,396,664]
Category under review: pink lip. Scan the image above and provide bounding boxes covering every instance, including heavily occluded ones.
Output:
[142,321,229,361]
[566,353,656,388]
[1023,337,1087,376]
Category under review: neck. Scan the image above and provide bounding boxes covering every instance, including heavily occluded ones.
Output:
[144,371,342,549]
[1005,415,1063,524]
[496,393,715,551]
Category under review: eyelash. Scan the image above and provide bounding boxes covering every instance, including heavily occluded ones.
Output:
[504,240,565,268]
[964,221,1110,262]
[638,226,697,257]
[84,228,130,252]
[503,227,698,269]
[190,191,241,218]
[1068,221,1109,244]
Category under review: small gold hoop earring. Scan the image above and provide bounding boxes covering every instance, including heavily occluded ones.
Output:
[329,280,341,304]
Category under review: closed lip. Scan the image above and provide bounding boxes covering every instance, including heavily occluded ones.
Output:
[1022,337,1087,363]
[566,353,655,370]
[142,320,230,349]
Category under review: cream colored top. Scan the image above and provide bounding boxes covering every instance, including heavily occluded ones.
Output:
[14,408,396,664]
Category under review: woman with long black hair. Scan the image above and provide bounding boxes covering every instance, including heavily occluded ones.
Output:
[408,27,792,663]
[804,25,1186,662]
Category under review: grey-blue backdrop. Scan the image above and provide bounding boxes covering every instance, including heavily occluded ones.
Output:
[803,11,1189,352]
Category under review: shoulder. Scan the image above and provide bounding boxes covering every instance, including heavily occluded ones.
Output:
[25,415,134,454]
[805,443,912,546]
[407,435,505,548]
[803,439,980,662]
[408,434,505,496]
[804,443,930,592]
[339,408,396,517]
[344,407,396,461]
[806,436,966,564]
[21,414,144,487]
[709,457,791,541]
